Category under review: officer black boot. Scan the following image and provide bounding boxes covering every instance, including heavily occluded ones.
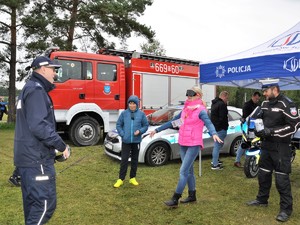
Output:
[275,172,293,221]
[180,190,196,204]
[164,193,181,208]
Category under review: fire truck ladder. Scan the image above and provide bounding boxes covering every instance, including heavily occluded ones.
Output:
[96,48,200,66]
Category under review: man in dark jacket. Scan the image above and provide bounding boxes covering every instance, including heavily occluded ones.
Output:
[247,80,300,222]
[14,56,70,225]
[234,91,261,167]
[242,91,261,120]
[210,91,229,170]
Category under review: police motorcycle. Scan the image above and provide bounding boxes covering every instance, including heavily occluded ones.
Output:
[241,107,297,178]
[240,118,261,178]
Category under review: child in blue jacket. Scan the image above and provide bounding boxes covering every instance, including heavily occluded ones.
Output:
[114,95,149,188]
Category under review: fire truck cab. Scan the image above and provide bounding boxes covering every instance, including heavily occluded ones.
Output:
[46,48,202,146]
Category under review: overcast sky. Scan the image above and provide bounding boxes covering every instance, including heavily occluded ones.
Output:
[126,0,300,62]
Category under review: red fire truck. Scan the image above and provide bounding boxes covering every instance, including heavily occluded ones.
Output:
[45,48,201,146]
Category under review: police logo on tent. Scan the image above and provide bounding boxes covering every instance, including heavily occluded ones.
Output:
[215,65,226,78]
[283,56,299,72]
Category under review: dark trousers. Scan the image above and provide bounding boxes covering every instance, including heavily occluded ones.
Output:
[18,165,57,225]
[257,142,293,215]
[0,110,4,120]
[119,143,140,180]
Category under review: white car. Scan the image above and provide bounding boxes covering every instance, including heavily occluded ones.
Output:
[104,105,243,166]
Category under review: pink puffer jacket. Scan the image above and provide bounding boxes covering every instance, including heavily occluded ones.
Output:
[178,99,206,147]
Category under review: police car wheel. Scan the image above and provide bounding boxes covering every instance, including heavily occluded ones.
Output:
[229,136,242,156]
[145,142,170,167]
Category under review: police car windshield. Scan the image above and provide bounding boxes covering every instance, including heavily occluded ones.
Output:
[147,108,181,125]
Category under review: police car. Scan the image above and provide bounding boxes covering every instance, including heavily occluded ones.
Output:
[104,105,243,166]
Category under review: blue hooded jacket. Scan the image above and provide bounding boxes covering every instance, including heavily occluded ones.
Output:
[116,95,149,143]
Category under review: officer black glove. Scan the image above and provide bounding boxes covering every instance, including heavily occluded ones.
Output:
[254,127,274,138]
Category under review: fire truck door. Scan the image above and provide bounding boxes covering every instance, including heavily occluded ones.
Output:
[52,59,89,109]
[93,63,120,110]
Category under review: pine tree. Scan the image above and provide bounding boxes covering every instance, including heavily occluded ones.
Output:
[0,0,30,123]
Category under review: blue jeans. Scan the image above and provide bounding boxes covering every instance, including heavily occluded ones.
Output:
[175,145,200,194]
[212,129,227,166]
[235,144,245,163]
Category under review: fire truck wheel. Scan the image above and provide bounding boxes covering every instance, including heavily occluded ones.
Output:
[69,116,101,146]
[145,142,170,166]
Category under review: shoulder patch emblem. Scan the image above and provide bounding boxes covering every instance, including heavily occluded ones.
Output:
[290,107,297,116]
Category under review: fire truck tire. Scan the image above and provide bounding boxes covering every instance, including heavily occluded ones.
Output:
[69,116,100,146]
[145,142,170,166]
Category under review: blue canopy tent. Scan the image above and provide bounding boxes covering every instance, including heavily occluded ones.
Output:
[199,22,300,90]
[197,22,300,176]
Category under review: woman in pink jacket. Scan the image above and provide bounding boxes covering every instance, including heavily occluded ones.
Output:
[150,86,222,207]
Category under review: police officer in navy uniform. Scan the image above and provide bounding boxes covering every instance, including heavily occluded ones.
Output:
[247,80,300,222]
[14,56,70,225]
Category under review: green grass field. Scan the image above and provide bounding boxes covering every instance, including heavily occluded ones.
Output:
[1,127,300,225]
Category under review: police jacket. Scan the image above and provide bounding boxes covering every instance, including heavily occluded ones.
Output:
[261,93,300,144]
[14,72,66,167]
[210,97,229,131]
